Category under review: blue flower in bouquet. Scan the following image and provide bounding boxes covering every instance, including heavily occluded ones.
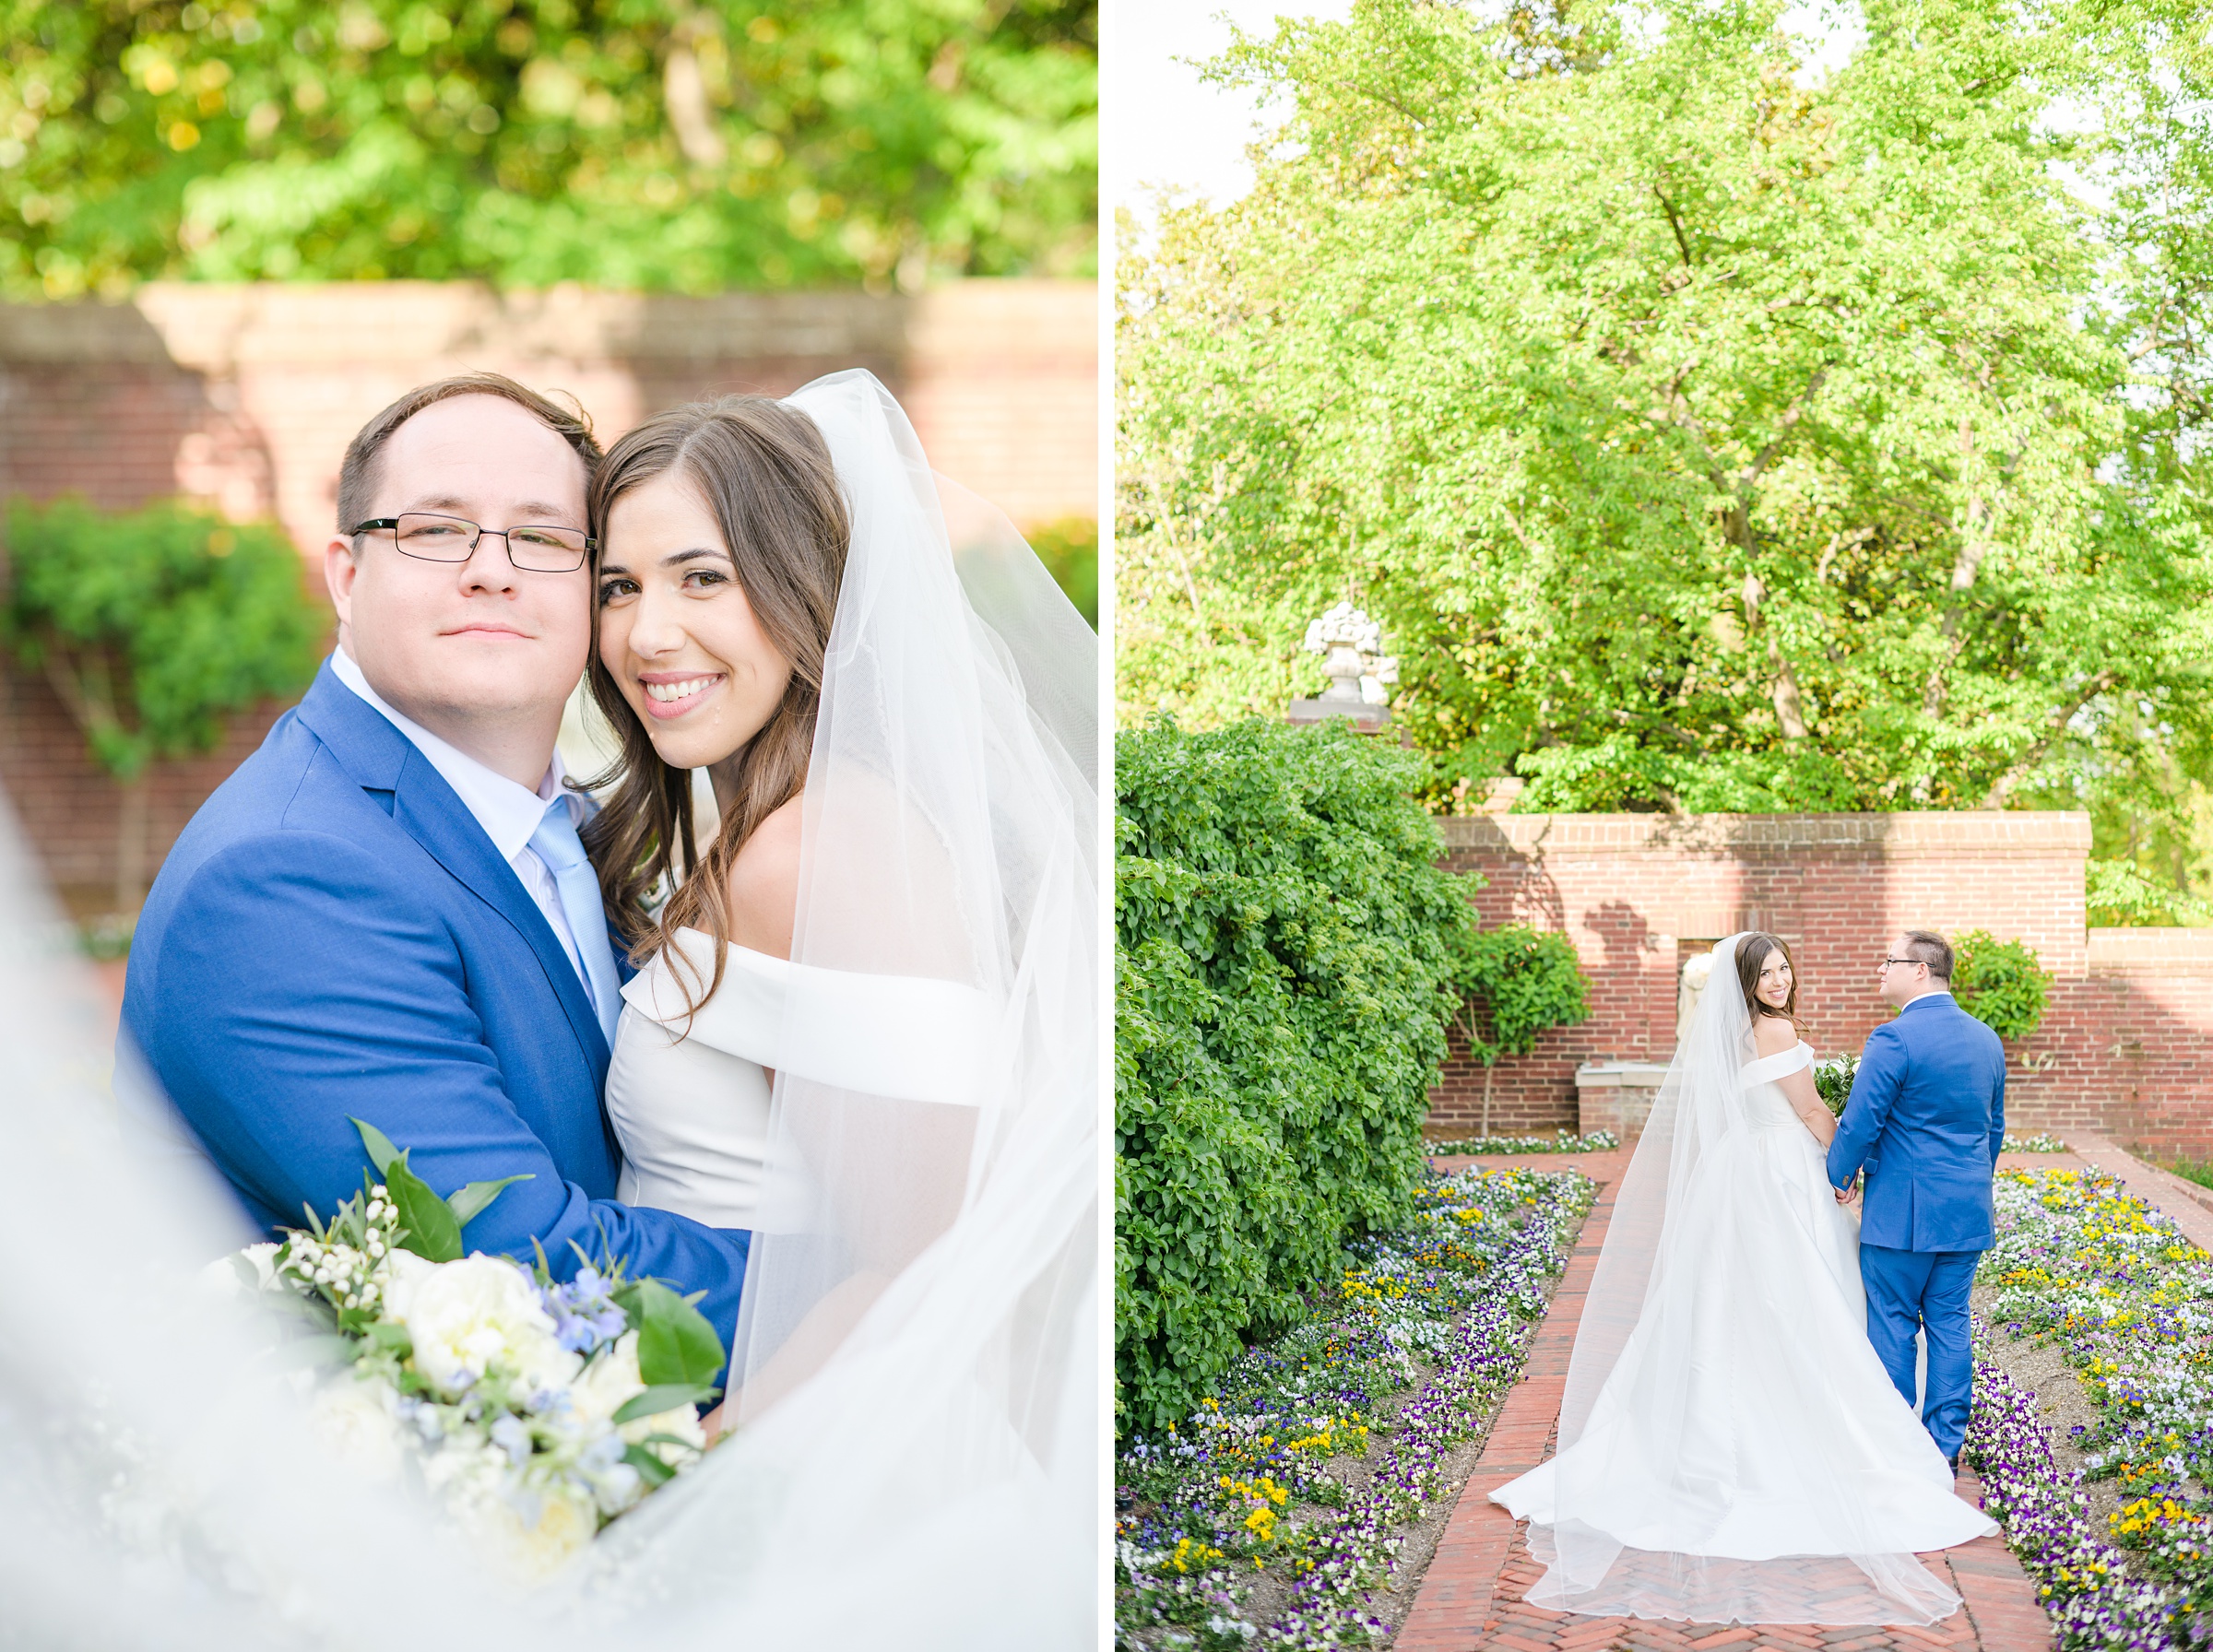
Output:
[490,1413,533,1468]
[543,1266,630,1354]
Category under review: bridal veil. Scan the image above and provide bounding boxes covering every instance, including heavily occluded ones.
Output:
[0,370,1096,1647]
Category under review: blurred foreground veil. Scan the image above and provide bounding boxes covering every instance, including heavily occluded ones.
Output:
[0,368,1097,1647]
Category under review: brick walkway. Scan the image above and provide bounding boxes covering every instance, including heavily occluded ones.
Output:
[1406,1152,2053,1652]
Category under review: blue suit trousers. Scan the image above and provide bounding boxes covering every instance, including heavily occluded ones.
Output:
[1861,1244,1979,1461]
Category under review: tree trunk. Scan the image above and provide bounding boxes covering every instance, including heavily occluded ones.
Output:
[114,773,148,913]
[1481,1060,1496,1142]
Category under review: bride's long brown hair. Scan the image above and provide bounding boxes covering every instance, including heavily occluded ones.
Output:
[579,395,849,1012]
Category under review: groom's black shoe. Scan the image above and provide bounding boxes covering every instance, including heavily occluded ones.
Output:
[1947,1455,1961,1475]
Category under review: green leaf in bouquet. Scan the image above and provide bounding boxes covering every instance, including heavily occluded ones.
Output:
[385,1156,464,1263]
[445,1174,531,1229]
[361,1320,413,1361]
[261,1282,337,1329]
[622,1443,677,1489]
[349,1117,402,1180]
[624,1278,727,1387]
[611,1383,719,1425]
[272,1332,356,1371]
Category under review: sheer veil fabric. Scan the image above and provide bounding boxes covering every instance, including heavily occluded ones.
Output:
[1491,935,1993,1626]
[0,370,1095,1648]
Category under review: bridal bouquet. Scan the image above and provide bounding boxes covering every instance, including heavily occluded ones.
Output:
[1813,1053,1858,1117]
[212,1121,723,1578]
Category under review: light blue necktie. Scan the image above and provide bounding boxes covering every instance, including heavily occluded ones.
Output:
[528,798,625,1049]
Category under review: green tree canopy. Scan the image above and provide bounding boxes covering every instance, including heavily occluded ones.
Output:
[0,0,1095,298]
[1117,0,2213,912]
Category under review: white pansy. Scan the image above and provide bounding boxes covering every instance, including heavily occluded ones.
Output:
[306,1376,408,1482]
[385,1255,579,1396]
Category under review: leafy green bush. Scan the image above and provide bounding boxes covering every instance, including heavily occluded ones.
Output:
[1116,718,1479,1436]
[1027,517,1097,630]
[2,496,320,903]
[1952,931,2053,1044]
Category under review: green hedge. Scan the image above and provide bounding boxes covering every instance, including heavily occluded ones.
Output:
[1114,719,1475,1437]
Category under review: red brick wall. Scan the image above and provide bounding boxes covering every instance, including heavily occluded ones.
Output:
[0,280,1096,910]
[1428,811,2213,1159]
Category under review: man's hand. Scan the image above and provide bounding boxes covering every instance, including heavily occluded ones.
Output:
[1834,1179,1861,1208]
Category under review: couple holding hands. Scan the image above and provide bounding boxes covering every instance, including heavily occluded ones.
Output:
[1497,928,2010,1627]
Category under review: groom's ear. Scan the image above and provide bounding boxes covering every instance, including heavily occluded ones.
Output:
[325,537,361,630]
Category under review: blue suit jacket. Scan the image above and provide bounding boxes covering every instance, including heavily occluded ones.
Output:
[122,662,749,1354]
[1826,991,2006,1253]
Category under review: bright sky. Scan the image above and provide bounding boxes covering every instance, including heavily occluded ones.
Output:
[1107,0,1869,212]
[1106,0,1355,212]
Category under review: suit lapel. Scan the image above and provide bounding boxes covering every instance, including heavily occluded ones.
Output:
[296,664,613,1074]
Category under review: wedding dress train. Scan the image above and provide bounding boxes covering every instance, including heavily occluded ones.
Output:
[1491,939,1994,1624]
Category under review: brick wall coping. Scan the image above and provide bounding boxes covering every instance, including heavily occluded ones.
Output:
[0,278,1095,372]
[1438,808,2092,856]
[2088,926,2213,975]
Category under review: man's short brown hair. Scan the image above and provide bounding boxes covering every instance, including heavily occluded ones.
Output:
[1900,929,1954,981]
[334,372,601,538]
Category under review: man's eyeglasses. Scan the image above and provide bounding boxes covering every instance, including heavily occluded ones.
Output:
[1875,956,1926,972]
[349,513,595,573]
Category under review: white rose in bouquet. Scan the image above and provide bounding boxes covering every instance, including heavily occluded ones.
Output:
[569,1328,646,1429]
[472,1481,600,1581]
[568,1329,708,1462]
[196,1241,282,1299]
[306,1375,407,1482]
[389,1255,579,1397]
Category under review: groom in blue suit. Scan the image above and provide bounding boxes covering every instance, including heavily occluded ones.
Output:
[123,372,749,1361]
[1827,929,2006,1470]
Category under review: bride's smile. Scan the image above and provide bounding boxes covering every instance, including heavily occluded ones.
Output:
[598,468,796,771]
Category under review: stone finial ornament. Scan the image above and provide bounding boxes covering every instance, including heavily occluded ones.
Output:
[1292,606,1398,712]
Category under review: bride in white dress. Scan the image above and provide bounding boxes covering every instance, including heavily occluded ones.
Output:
[1492,932,1995,1625]
[579,378,1013,1423]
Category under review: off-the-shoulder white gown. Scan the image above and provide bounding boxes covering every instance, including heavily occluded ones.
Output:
[603,927,995,1231]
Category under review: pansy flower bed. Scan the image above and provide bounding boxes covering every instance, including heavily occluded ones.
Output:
[1969,1166,2213,1647]
[1424,1130,1618,1156]
[1116,1164,1593,1651]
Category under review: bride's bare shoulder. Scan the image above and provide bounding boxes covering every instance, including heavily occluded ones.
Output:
[1751,1012,1800,1056]
[723,794,805,961]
